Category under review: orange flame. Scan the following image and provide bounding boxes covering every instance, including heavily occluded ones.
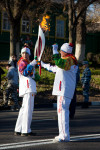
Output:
[40,15,50,32]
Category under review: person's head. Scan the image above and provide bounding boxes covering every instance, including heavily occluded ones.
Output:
[26,35,30,40]
[11,55,17,61]
[82,61,89,68]
[6,64,11,70]
[24,43,29,48]
[60,43,73,57]
[21,47,31,60]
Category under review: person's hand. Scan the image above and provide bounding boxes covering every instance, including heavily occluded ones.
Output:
[30,59,37,66]
[37,61,41,66]
[27,64,33,72]
[34,56,41,66]
[41,61,45,67]
[82,85,85,88]
[52,44,59,54]
[34,56,38,60]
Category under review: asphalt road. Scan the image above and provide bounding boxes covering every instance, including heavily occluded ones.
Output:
[0,105,100,150]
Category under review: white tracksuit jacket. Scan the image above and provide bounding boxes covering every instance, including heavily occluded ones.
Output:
[41,63,78,99]
[18,70,36,97]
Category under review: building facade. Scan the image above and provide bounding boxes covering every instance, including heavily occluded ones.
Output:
[0,11,100,60]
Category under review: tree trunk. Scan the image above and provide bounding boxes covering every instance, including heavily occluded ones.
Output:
[10,21,20,59]
[10,24,16,56]
[68,0,73,43]
[75,11,86,63]
[68,0,75,44]
[16,42,20,59]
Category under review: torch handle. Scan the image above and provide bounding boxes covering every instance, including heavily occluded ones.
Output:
[39,62,41,76]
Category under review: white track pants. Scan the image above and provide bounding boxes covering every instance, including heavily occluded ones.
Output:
[15,92,34,133]
[57,96,71,140]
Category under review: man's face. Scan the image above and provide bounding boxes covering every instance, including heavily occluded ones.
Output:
[60,50,67,58]
[12,55,17,60]
[6,66,9,70]
[83,64,88,69]
[22,52,29,60]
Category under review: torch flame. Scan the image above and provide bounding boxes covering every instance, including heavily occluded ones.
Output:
[40,15,50,32]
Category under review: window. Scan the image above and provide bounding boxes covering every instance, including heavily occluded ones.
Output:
[56,19,65,38]
[2,12,10,30]
[22,16,30,33]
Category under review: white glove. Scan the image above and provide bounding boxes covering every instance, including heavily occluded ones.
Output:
[41,61,45,67]
[41,61,51,70]
[52,44,59,54]
[30,59,37,66]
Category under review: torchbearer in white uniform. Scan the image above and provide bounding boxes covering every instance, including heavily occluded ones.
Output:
[41,43,78,142]
[14,47,38,136]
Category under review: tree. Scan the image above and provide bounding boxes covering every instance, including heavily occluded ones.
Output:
[63,0,100,63]
[75,1,87,63]
[86,3,100,33]
[0,0,51,58]
[87,2,100,23]
[0,0,99,62]
[74,0,100,63]
[0,0,32,57]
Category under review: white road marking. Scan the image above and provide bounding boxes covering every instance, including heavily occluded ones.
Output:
[0,138,53,146]
[71,133,100,139]
[0,140,54,150]
[0,134,100,149]
[70,135,100,141]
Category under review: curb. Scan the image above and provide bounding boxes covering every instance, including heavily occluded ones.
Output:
[91,101,100,106]
[0,102,100,110]
[53,101,100,108]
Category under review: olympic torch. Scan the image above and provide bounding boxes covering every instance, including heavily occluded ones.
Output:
[34,15,50,75]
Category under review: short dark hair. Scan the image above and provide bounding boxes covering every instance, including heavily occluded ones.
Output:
[6,64,11,67]
[12,54,17,57]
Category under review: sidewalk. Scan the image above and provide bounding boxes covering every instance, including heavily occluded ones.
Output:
[0,100,100,110]
[0,87,100,110]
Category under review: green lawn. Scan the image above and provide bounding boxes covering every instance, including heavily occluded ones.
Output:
[37,67,100,93]
[1,66,100,93]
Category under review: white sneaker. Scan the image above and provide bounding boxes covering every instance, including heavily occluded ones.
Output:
[55,136,59,140]
[53,136,70,143]
[53,136,59,142]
